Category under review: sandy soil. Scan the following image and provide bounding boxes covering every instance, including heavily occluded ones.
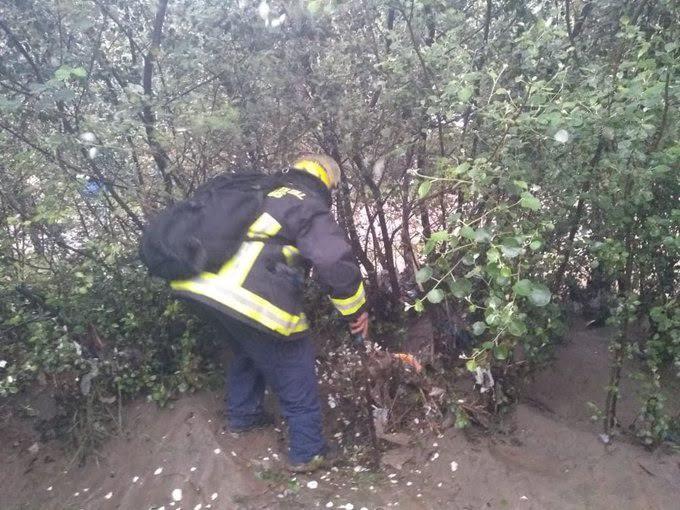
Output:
[1,324,679,510]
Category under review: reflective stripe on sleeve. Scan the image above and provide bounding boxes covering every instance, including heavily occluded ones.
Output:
[330,282,366,316]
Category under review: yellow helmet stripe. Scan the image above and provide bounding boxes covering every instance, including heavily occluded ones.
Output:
[293,159,332,189]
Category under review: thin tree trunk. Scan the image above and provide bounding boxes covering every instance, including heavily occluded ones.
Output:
[553,137,604,290]
[141,0,174,198]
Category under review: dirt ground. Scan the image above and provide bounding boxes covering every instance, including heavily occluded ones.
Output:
[1,323,679,510]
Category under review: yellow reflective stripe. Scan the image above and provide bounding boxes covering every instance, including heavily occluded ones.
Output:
[217,241,264,284]
[247,212,282,238]
[171,278,308,336]
[282,245,300,265]
[268,187,306,200]
[293,160,331,189]
[330,282,366,316]
[214,212,281,284]
[170,212,310,336]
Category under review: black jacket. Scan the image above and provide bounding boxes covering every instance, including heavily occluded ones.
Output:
[171,172,366,339]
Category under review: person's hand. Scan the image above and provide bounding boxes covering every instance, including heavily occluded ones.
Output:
[349,311,369,339]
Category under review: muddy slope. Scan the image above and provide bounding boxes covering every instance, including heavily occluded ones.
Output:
[1,325,679,510]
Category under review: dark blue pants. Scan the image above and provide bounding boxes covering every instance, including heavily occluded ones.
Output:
[213,313,326,464]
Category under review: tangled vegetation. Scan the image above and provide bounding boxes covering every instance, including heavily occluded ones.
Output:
[0,0,678,450]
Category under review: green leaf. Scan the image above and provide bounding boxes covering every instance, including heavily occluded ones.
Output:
[493,344,510,360]
[529,240,542,250]
[520,191,541,211]
[500,238,523,258]
[458,86,473,102]
[418,180,432,199]
[452,162,470,176]
[529,283,552,307]
[71,67,87,78]
[429,230,449,243]
[461,254,477,266]
[460,225,476,240]
[495,275,510,286]
[454,408,471,429]
[415,266,433,284]
[513,180,528,190]
[508,319,527,337]
[486,248,500,263]
[472,321,487,335]
[426,288,445,303]
[414,299,424,313]
[485,312,499,326]
[449,278,472,298]
[513,279,533,296]
[465,359,477,372]
[474,228,492,243]
[54,66,72,81]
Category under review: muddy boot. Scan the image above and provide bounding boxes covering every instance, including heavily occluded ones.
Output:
[287,444,339,473]
[226,413,275,435]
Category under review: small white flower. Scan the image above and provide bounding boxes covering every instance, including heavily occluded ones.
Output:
[172,488,182,501]
[306,480,318,489]
[0,360,7,368]
[79,132,97,143]
[88,147,98,159]
[271,13,286,27]
[327,395,337,409]
[554,129,570,143]
[257,1,270,20]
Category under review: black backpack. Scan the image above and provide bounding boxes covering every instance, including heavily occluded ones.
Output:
[139,172,278,281]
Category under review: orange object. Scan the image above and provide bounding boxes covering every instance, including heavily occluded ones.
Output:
[392,353,423,373]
